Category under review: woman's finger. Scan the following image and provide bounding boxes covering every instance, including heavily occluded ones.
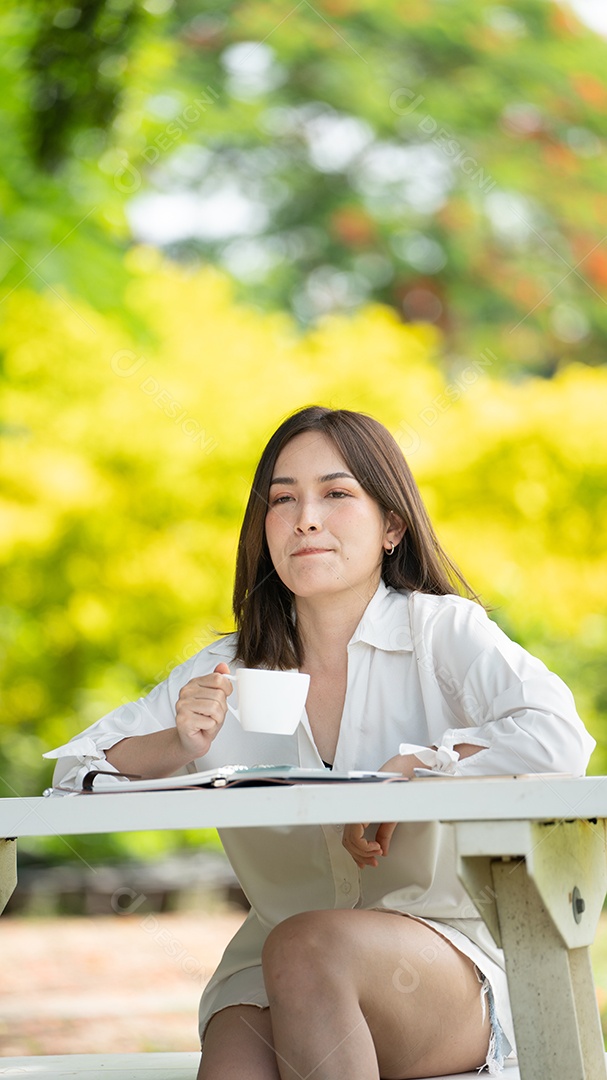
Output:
[342,822,369,847]
[342,823,382,868]
[175,665,233,755]
[375,821,398,856]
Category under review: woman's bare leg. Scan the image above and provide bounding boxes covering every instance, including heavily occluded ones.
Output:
[261,909,490,1080]
[197,1005,280,1080]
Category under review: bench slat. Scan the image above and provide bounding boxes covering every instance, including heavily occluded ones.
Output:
[0,1053,200,1077]
[0,1052,525,1078]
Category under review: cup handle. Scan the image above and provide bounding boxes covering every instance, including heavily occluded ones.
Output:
[223,673,240,722]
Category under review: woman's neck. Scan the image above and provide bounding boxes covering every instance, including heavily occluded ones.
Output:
[296,579,379,672]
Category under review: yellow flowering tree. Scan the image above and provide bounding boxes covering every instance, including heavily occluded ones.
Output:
[1,258,606,858]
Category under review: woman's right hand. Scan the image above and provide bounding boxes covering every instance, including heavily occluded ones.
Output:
[175,662,232,760]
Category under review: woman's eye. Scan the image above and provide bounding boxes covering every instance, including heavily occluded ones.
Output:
[271,490,351,505]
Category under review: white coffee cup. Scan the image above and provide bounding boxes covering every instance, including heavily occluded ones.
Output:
[224,669,310,734]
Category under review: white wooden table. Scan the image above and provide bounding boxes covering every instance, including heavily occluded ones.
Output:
[2,776,607,1080]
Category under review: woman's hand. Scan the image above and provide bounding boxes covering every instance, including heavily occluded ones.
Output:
[341,754,422,869]
[342,746,485,868]
[342,821,398,869]
[175,662,232,760]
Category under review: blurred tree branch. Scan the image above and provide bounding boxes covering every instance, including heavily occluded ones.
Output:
[29,0,141,170]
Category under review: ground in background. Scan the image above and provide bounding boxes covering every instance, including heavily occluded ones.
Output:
[0,908,246,1056]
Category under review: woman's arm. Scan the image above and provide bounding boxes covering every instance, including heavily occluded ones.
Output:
[105,665,233,778]
[379,743,484,779]
[105,728,197,779]
[421,598,595,777]
[44,659,235,790]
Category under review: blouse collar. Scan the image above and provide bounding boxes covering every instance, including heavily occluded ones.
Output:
[348,579,413,653]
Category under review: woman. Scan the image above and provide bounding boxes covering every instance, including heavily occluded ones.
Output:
[46,406,595,1079]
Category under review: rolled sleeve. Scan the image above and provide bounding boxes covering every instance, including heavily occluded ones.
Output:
[442,693,595,778]
[43,735,126,791]
[43,673,181,791]
[42,636,238,792]
[426,599,595,777]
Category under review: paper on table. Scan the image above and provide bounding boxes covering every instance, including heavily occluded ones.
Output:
[412,769,577,780]
[47,763,407,795]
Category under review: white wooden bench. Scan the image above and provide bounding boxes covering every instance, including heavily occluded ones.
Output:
[0,1054,199,1077]
[0,1054,524,1077]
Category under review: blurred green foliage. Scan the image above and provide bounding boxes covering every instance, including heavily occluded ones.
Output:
[3,0,607,372]
[158,0,607,374]
[1,0,607,862]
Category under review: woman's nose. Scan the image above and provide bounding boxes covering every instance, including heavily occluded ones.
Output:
[294,500,322,534]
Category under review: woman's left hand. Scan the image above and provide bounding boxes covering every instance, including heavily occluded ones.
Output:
[342,820,398,869]
[343,751,483,868]
[343,745,485,868]
[341,754,421,869]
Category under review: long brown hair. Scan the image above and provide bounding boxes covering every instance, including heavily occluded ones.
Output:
[233,406,478,669]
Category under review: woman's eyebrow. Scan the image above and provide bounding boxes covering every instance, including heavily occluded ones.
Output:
[269,471,356,486]
[318,471,357,483]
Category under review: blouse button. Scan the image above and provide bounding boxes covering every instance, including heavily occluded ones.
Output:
[340,880,352,895]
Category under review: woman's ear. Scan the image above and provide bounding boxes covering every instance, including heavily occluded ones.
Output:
[386,511,407,547]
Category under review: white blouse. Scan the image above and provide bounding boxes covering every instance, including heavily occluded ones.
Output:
[45,583,595,1048]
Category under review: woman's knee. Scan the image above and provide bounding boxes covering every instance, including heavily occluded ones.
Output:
[262,911,348,998]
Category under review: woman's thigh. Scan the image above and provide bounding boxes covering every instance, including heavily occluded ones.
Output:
[360,912,489,1078]
[197,1004,280,1080]
[262,908,490,1079]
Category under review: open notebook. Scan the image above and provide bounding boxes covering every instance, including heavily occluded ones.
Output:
[46,764,408,795]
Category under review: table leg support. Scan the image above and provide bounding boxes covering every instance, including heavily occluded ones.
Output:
[0,838,17,915]
[492,858,606,1080]
[570,945,607,1078]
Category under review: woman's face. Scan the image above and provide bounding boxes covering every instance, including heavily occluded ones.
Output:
[264,430,392,603]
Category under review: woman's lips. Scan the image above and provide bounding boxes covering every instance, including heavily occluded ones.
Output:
[292,548,333,557]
